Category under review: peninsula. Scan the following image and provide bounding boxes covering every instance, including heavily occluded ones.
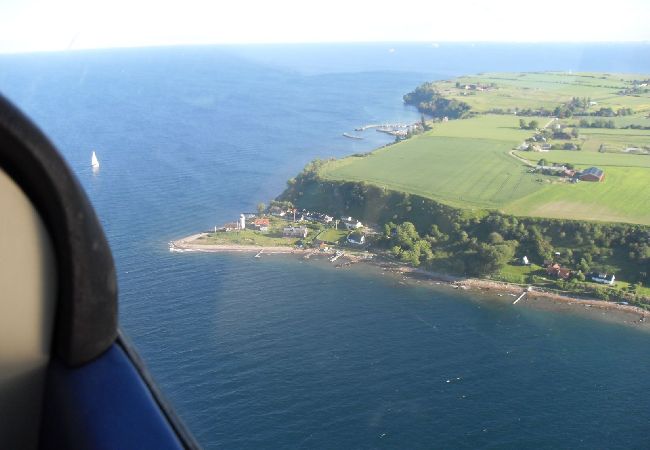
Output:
[174,72,650,316]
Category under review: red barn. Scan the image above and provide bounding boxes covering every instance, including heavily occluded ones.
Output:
[579,167,604,182]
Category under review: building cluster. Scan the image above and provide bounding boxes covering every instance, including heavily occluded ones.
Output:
[216,207,366,245]
[282,226,308,238]
[269,206,334,224]
[533,164,605,182]
[545,262,616,285]
[456,82,496,92]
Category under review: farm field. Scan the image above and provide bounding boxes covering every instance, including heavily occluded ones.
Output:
[440,72,650,113]
[514,149,650,168]
[322,132,542,210]
[577,128,650,153]
[505,166,650,224]
[320,72,650,225]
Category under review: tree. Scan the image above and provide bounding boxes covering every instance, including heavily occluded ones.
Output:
[466,241,517,276]
[529,120,539,130]
[257,202,266,216]
[519,118,527,129]
[488,232,504,244]
[571,127,579,138]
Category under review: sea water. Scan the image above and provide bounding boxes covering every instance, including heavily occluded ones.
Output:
[2,44,650,448]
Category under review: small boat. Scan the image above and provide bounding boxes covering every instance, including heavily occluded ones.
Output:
[91,151,100,170]
[255,250,263,258]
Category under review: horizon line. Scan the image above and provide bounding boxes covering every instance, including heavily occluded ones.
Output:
[2,40,650,56]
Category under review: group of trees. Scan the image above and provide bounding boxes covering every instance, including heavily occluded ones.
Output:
[380,221,517,276]
[403,83,472,119]
[552,130,573,139]
[518,119,539,130]
[549,99,634,119]
[279,160,650,289]
[383,222,433,267]
[578,118,617,129]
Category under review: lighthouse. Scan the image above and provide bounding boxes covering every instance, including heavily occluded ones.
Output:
[239,214,246,230]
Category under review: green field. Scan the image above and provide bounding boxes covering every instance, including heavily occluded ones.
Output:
[441,72,650,113]
[323,132,542,210]
[198,229,302,247]
[319,72,650,225]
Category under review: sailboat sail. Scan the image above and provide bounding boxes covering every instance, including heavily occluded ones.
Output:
[91,151,100,169]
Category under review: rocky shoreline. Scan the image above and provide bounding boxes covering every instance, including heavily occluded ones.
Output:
[170,234,649,327]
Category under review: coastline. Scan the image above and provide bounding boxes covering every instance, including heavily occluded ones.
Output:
[170,233,304,254]
[170,234,649,327]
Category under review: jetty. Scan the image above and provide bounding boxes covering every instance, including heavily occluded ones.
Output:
[354,124,381,131]
[513,288,532,305]
[343,132,364,140]
[330,251,344,262]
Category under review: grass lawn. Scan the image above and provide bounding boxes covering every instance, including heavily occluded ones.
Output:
[495,262,543,284]
[315,228,348,244]
[199,230,302,247]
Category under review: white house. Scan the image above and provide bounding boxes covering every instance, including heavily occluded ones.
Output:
[347,233,366,245]
[283,226,308,238]
[591,273,615,285]
[342,217,363,230]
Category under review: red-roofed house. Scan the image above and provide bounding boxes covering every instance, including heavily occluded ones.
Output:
[253,218,270,232]
[546,263,572,280]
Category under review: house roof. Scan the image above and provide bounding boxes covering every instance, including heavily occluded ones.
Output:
[581,167,604,178]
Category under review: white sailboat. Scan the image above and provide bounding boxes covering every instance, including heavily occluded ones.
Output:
[91,151,100,170]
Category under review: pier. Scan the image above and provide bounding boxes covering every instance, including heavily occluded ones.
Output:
[512,291,527,304]
[354,124,381,131]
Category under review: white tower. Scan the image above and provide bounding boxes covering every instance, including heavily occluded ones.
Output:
[239,214,246,230]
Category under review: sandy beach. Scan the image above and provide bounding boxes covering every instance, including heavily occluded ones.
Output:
[170,233,649,326]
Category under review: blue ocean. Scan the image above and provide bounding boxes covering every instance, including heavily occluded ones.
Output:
[2,43,650,448]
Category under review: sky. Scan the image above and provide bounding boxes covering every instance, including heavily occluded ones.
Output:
[1,0,650,53]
